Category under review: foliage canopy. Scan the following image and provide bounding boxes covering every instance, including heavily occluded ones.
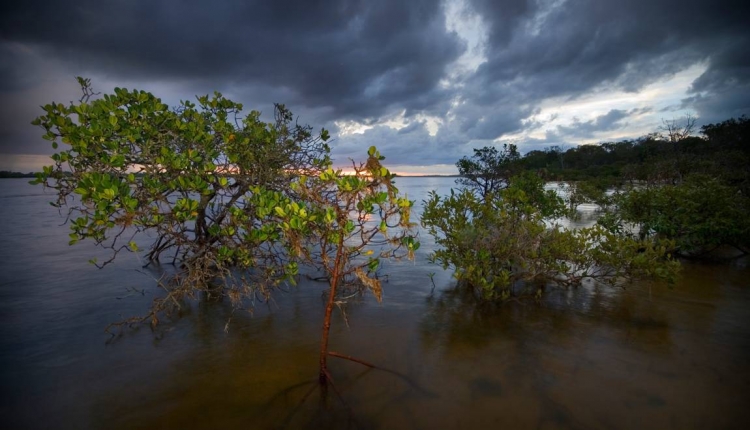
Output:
[32,78,418,324]
[455,143,520,198]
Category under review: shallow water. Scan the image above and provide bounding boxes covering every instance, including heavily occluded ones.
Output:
[1,177,748,429]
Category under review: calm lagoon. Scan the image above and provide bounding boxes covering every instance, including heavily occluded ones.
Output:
[1,177,749,429]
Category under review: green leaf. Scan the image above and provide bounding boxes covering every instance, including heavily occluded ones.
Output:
[368,258,379,272]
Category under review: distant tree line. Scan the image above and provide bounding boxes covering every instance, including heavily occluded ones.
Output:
[519,116,750,192]
[521,115,750,256]
[0,171,36,178]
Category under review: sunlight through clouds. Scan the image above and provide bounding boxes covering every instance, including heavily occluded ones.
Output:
[519,62,709,144]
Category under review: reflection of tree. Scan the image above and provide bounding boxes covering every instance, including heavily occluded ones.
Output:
[419,280,676,360]
[419,284,578,353]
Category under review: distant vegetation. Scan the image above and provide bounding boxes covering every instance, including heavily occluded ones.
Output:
[517,115,750,257]
[0,171,36,178]
[519,115,750,192]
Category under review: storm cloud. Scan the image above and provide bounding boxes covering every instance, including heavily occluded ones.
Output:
[1,0,748,172]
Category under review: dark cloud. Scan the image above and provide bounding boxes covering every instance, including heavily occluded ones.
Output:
[555,109,629,138]
[1,0,748,168]
[466,0,750,113]
[685,41,750,123]
[0,0,463,121]
[451,101,537,140]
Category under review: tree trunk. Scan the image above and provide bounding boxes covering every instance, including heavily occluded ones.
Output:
[318,234,345,385]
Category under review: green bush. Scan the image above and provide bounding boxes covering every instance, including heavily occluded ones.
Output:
[422,173,679,300]
[609,175,750,256]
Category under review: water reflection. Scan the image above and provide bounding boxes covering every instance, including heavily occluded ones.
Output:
[416,261,750,429]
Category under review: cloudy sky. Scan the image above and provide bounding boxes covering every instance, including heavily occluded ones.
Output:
[1,0,748,174]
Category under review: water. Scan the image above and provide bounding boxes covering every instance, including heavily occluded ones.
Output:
[1,177,749,429]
